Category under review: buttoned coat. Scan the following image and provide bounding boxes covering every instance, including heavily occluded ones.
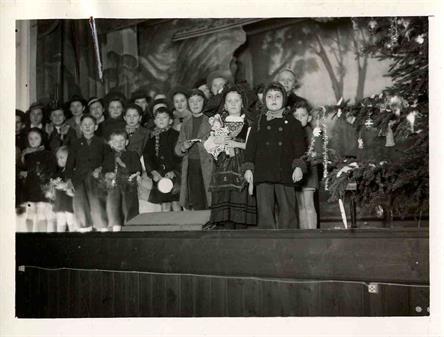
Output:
[65,135,111,187]
[244,112,307,186]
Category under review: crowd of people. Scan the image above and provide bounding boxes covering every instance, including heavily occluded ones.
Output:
[15,68,324,232]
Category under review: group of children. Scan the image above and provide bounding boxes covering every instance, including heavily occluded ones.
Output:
[16,68,322,232]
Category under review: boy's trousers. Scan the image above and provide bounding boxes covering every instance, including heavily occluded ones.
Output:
[73,175,108,229]
[106,184,139,228]
[256,183,298,229]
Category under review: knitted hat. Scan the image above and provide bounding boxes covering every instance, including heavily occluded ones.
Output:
[188,88,207,104]
[262,82,288,107]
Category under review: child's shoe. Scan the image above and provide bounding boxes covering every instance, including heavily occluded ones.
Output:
[78,226,93,233]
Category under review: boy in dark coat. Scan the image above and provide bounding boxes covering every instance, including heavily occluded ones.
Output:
[243,82,307,229]
[46,106,78,153]
[66,95,86,138]
[65,114,110,232]
[102,97,126,141]
[143,107,181,212]
[124,103,150,157]
[103,130,142,231]
[87,97,106,138]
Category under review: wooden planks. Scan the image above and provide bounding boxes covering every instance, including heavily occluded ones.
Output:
[16,229,429,284]
[15,228,429,317]
[16,267,429,317]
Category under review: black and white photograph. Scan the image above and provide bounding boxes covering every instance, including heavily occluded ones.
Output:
[1,0,443,336]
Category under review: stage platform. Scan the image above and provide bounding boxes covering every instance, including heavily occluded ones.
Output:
[124,210,210,231]
[16,228,429,317]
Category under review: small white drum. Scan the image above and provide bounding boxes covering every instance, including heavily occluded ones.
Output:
[157,177,174,194]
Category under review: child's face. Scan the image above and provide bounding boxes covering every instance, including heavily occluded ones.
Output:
[277,70,296,93]
[188,95,204,115]
[173,93,188,113]
[265,89,284,112]
[198,84,211,99]
[108,101,123,119]
[50,109,65,126]
[29,108,43,126]
[134,98,148,112]
[70,101,85,117]
[293,107,310,127]
[89,102,104,121]
[16,116,24,134]
[109,134,127,152]
[154,112,171,129]
[56,151,68,168]
[224,91,243,116]
[124,108,141,127]
[80,117,97,138]
[28,131,42,148]
[211,77,226,96]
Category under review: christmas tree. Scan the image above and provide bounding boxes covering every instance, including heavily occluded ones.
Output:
[324,17,428,224]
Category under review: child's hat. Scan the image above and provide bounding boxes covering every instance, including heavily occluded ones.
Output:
[188,88,207,103]
[149,98,169,115]
[262,81,288,107]
[168,86,190,105]
[130,89,151,103]
[87,96,103,107]
[68,95,86,106]
[276,68,297,79]
[104,91,127,106]
[28,101,44,112]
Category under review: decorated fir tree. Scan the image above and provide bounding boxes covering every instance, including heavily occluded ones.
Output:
[323,17,428,225]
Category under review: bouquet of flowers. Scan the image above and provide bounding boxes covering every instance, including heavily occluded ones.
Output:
[44,177,75,200]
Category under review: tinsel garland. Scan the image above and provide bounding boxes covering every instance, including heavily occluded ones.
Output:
[322,117,329,191]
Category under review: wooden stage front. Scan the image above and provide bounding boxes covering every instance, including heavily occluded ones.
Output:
[16,228,429,317]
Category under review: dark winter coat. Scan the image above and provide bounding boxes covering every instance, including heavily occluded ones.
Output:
[244,111,307,186]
